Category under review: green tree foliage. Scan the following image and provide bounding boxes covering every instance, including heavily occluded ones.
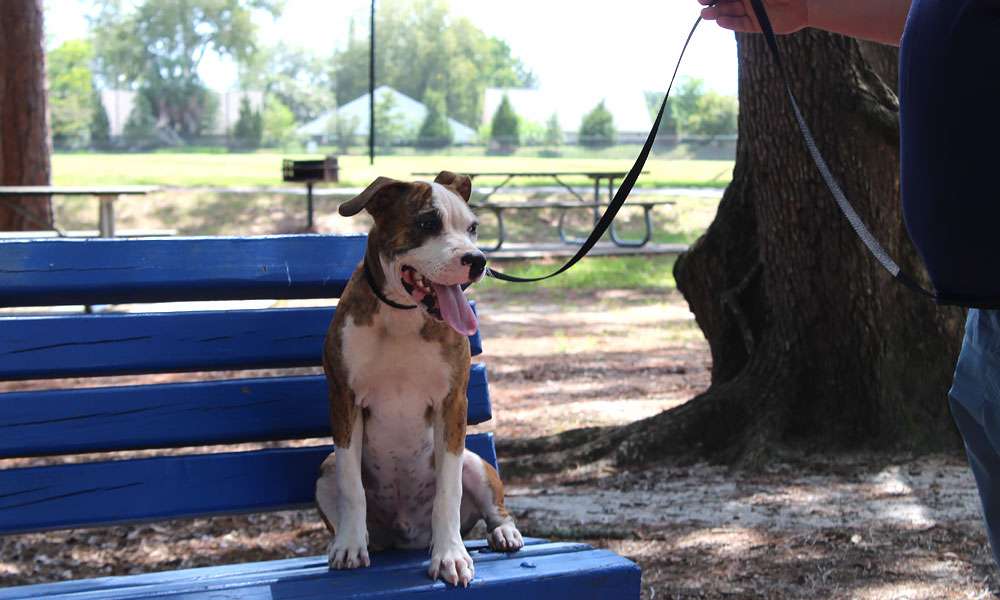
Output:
[48,40,95,149]
[232,96,263,149]
[90,90,111,149]
[262,96,296,147]
[544,114,562,147]
[646,90,678,137]
[489,95,520,153]
[240,42,334,123]
[123,92,158,148]
[650,77,738,137]
[91,0,281,140]
[324,108,361,155]
[686,92,738,136]
[579,100,616,148]
[416,89,453,149]
[373,91,411,151]
[332,0,534,127]
[540,114,562,157]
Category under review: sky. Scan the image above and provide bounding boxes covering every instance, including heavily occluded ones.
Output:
[44,0,739,97]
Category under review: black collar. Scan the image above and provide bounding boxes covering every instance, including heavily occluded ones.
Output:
[363,256,418,310]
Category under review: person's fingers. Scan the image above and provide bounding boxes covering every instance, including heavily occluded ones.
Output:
[713,1,751,17]
[701,0,764,33]
[716,15,760,32]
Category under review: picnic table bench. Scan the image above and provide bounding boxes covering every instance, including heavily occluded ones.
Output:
[0,234,640,599]
[413,171,673,251]
[0,186,160,238]
[471,198,675,252]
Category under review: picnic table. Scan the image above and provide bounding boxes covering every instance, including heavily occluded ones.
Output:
[413,171,674,251]
[0,185,160,237]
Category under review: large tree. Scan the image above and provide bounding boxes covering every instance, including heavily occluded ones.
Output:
[0,0,53,231]
[332,0,535,128]
[501,31,966,474]
[239,42,335,124]
[91,0,281,140]
[48,40,96,149]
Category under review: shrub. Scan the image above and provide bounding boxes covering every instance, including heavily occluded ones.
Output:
[416,89,454,149]
[489,94,520,153]
[232,96,263,150]
[262,96,296,148]
[579,100,616,148]
[90,90,111,150]
[123,93,158,149]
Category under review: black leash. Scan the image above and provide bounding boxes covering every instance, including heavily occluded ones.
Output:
[488,2,937,301]
[486,12,703,283]
[745,0,935,298]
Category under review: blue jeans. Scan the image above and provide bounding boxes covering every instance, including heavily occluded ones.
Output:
[950,308,1000,568]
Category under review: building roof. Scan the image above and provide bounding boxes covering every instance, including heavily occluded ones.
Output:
[299,86,478,144]
[482,88,653,134]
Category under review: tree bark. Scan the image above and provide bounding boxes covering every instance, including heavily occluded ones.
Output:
[0,0,53,231]
[501,32,966,476]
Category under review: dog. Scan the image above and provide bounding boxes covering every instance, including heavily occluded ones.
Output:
[315,171,523,587]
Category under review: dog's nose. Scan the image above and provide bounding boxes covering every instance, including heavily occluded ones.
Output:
[461,252,487,279]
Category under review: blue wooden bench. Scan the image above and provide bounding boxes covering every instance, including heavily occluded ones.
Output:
[0,235,640,599]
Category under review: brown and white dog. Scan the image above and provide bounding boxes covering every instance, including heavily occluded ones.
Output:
[315,171,522,587]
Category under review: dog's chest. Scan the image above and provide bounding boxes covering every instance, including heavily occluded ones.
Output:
[340,317,452,412]
[339,318,450,545]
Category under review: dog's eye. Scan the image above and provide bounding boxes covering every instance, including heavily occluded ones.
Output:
[416,217,441,233]
[468,223,478,236]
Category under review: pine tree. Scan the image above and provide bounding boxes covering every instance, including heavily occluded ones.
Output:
[90,90,111,150]
[579,101,616,148]
[417,89,454,149]
[490,94,520,154]
[233,95,263,150]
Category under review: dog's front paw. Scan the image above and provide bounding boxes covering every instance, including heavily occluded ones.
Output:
[327,536,370,570]
[488,522,524,553]
[429,541,474,587]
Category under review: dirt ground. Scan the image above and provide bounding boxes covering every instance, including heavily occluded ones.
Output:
[1,283,997,598]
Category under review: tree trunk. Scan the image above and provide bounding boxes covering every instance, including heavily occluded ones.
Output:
[501,31,966,476]
[0,0,53,231]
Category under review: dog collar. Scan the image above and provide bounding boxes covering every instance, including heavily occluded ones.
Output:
[363,257,419,310]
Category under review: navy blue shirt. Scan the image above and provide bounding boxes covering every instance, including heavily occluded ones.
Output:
[899,0,1000,307]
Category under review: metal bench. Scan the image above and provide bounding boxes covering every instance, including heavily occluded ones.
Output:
[0,235,640,599]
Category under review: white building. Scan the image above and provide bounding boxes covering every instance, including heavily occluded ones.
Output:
[298,85,479,145]
[482,88,653,143]
[99,90,264,137]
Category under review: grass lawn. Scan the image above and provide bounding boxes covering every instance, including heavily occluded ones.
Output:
[52,152,733,189]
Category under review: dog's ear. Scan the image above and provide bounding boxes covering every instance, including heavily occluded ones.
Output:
[339,176,411,217]
[434,171,472,203]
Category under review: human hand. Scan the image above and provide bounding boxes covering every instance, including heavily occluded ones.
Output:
[698,0,809,34]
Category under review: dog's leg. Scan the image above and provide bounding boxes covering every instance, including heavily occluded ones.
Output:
[428,399,475,587]
[316,410,370,569]
[461,451,524,552]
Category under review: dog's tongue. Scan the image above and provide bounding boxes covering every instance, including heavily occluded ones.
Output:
[432,282,478,336]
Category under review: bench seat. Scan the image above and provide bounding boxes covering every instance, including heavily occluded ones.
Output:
[0,539,640,599]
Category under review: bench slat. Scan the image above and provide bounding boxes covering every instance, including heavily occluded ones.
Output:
[0,542,640,600]
[0,364,491,458]
[0,235,366,307]
[0,366,490,458]
[0,539,553,599]
[0,434,497,535]
[0,306,483,380]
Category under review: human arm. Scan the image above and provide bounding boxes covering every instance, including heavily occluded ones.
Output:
[698,0,913,47]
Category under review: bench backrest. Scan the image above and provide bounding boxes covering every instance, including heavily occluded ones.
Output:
[0,235,494,535]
